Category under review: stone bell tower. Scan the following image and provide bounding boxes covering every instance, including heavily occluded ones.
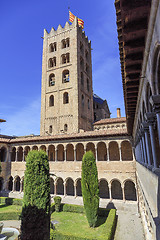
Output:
[40,17,93,136]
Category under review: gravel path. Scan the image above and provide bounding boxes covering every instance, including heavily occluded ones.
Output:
[114,210,145,240]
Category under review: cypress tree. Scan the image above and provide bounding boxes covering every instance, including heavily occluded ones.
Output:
[81,150,99,228]
[20,150,50,240]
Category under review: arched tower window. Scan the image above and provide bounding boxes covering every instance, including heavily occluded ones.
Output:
[88,99,90,109]
[49,95,54,107]
[64,124,68,132]
[48,57,56,68]
[49,74,55,86]
[62,70,70,83]
[49,125,52,134]
[63,92,69,104]
[80,57,84,69]
[49,42,56,52]
[87,78,90,92]
[61,53,70,64]
[62,38,70,48]
[81,72,84,86]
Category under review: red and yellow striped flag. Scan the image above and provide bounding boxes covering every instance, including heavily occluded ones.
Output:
[69,11,75,23]
[69,11,84,29]
[78,18,84,29]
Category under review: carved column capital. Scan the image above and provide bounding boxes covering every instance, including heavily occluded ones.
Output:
[145,112,156,126]
[150,95,160,113]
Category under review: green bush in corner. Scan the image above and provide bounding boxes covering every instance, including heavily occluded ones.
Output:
[54,196,62,212]
[20,150,50,240]
[81,151,99,228]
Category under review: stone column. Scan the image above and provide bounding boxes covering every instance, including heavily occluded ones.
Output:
[150,95,160,146]
[122,186,125,202]
[145,112,158,168]
[74,148,76,162]
[20,180,23,192]
[140,128,148,164]
[55,148,58,162]
[108,183,112,200]
[95,147,98,162]
[8,149,12,163]
[106,145,109,161]
[15,150,18,162]
[119,146,122,161]
[22,151,25,162]
[64,147,67,162]
[47,149,49,159]
[74,183,77,198]
[142,122,153,166]
[64,182,66,197]
[54,184,57,195]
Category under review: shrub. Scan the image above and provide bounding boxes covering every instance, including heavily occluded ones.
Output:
[63,204,84,213]
[81,151,99,228]
[20,150,50,240]
[0,197,22,206]
[54,196,62,212]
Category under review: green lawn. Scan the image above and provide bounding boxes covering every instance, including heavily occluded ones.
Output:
[0,204,22,212]
[0,204,22,221]
[51,211,108,239]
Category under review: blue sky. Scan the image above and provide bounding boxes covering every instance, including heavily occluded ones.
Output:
[0,0,125,136]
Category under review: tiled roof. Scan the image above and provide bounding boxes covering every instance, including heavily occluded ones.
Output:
[94,117,126,125]
[0,128,128,144]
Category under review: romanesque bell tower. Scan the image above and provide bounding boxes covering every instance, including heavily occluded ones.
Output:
[40,17,93,136]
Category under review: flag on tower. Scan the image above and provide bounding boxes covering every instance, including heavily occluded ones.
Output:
[69,11,84,29]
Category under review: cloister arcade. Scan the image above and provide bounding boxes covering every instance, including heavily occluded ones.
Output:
[1,139,133,162]
[0,175,137,202]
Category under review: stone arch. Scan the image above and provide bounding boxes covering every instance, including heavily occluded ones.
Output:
[50,178,54,194]
[124,180,137,201]
[0,177,3,191]
[15,176,20,191]
[57,144,64,161]
[66,144,74,161]
[56,178,64,195]
[76,178,82,196]
[109,141,120,161]
[24,146,30,161]
[40,145,46,152]
[121,141,133,161]
[48,145,55,161]
[66,178,74,196]
[32,145,38,151]
[8,176,13,191]
[17,147,23,161]
[97,142,107,161]
[11,147,16,161]
[111,179,123,200]
[99,179,109,199]
[76,143,84,161]
[86,142,96,158]
[0,146,7,162]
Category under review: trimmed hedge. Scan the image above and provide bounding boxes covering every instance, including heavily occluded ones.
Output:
[0,211,21,221]
[104,209,116,240]
[63,204,84,213]
[50,204,116,240]
[0,197,23,206]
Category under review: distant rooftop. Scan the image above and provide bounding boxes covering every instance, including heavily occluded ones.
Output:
[93,94,105,104]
